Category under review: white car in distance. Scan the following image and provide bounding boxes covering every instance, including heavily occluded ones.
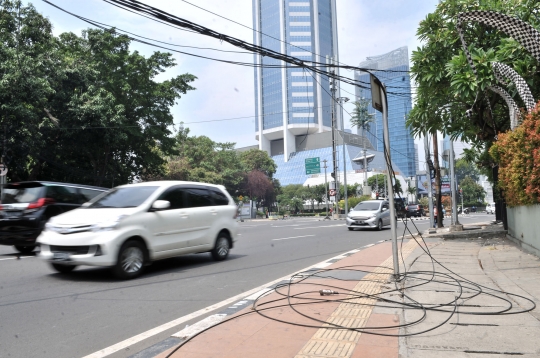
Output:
[37,181,239,279]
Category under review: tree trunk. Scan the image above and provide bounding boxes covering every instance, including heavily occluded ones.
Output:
[433,133,443,228]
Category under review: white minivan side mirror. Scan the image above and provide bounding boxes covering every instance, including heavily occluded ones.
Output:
[151,200,170,211]
[81,202,91,208]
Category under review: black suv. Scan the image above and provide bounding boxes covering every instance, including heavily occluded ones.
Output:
[0,181,107,253]
[406,204,425,217]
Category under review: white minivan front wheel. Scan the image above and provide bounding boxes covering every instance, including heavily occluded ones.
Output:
[211,233,230,261]
[113,240,146,279]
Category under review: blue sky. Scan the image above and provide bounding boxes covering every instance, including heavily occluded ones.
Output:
[27,0,439,163]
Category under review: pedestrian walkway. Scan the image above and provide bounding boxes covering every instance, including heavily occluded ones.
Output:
[150,225,540,358]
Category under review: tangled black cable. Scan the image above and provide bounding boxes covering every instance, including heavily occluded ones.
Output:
[165,229,535,357]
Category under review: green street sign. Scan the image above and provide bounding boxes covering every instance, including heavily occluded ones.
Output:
[305,157,320,174]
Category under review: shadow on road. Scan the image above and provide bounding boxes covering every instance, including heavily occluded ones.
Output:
[46,253,247,283]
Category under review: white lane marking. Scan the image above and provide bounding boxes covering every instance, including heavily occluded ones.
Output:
[172,314,227,339]
[0,256,35,261]
[348,249,360,253]
[363,244,375,248]
[272,235,315,241]
[271,224,302,227]
[312,262,333,268]
[84,240,384,357]
[294,224,343,230]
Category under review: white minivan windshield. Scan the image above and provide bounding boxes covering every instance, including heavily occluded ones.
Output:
[353,202,381,211]
[89,186,159,208]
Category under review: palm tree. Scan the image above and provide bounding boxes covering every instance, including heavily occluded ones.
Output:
[350,98,375,137]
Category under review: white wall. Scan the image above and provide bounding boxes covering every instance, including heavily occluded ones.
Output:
[507,205,540,257]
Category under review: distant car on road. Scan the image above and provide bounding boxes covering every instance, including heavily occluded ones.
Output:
[486,203,495,214]
[346,200,393,231]
[0,181,106,253]
[406,204,424,217]
[37,181,239,279]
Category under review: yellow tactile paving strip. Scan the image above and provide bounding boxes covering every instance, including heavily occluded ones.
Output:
[294,239,418,358]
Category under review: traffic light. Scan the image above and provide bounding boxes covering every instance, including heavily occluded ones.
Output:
[331,172,335,179]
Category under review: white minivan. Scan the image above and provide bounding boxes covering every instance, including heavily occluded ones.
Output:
[486,202,496,214]
[37,181,239,279]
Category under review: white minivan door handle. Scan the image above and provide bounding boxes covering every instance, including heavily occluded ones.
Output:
[210,209,218,215]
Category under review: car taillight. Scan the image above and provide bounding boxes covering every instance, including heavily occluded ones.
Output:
[27,198,55,210]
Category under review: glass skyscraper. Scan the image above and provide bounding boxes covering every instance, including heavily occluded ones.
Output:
[355,46,416,178]
[252,0,340,162]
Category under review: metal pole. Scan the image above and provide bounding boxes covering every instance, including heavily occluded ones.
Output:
[379,85,399,279]
[424,135,434,228]
[330,70,338,216]
[340,99,348,214]
[323,159,329,219]
[449,140,460,226]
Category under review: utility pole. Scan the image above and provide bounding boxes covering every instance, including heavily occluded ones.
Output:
[330,65,339,217]
[339,97,349,214]
[323,159,330,220]
[370,74,399,279]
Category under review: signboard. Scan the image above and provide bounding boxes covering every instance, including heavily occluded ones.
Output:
[0,164,7,176]
[305,157,321,175]
[329,189,336,197]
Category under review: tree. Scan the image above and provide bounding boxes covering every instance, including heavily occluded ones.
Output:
[246,170,274,210]
[455,158,480,184]
[155,128,245,193]
[349,98,375,142]
[239,149,277,179]
[0,2,197,186]
[460,176,486,206]
[367,174,402,198]
[368,174,386,197]
[407,0,540,181]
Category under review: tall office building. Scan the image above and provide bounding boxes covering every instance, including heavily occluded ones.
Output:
[252,0,341,162]
[355,46,416,178]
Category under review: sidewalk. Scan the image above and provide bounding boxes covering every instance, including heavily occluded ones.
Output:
[154,225,540,358]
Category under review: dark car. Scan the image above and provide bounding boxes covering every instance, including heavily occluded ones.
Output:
[0,181,107,253]
[406,204,424,217]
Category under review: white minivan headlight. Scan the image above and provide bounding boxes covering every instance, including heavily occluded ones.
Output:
[90,215,128,232]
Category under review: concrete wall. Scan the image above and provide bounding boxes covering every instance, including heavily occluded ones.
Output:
[507,205,540,257]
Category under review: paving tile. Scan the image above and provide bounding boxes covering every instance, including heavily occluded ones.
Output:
[350,344,398,358]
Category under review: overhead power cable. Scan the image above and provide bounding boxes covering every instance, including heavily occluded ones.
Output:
[98,0,404,90]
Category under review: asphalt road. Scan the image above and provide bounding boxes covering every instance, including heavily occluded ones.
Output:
[0,213,493,358]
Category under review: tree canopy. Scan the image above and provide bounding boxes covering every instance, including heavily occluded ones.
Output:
[407,0,540,173]
[1,1,196,186]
